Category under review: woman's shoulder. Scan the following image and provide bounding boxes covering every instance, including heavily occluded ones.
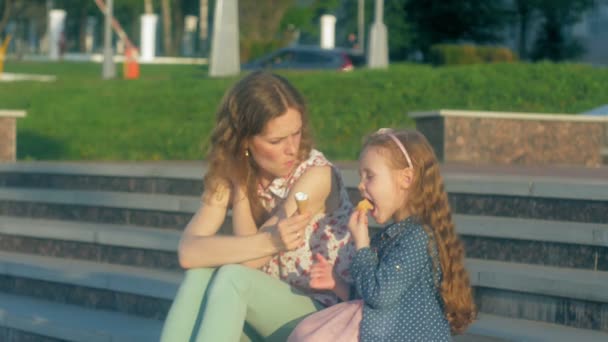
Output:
[290,149,332,180]
[301,149,331,168]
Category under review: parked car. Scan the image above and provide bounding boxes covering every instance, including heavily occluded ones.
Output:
[242,46,365,72]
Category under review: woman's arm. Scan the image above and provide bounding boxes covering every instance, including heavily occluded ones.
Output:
[237,165,338,269]
[230,185,274,268]
[263,165,337,227]
[178,181,314,269]
[178,183,278,268]
[179,165,336,269]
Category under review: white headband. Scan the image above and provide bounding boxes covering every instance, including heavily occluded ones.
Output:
[376,128,413,168]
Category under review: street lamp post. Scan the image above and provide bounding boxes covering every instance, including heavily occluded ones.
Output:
[102,0,116,79]
[368,0,388,68]
[358,0,365,54]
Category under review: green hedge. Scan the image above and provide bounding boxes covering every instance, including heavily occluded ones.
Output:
[430,44,518,66]
[1,61,606,161]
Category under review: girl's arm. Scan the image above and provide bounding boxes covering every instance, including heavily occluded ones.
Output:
[309,253,351,302]
[350,227,430,309]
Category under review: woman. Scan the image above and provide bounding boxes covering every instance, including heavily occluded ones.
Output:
[160,71,354,342]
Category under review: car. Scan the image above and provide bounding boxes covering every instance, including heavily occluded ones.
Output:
[242,45,366,72]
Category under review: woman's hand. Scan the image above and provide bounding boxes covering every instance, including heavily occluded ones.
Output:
[348,209,370,250]
[266,212,311,251]
[309,253,336,290]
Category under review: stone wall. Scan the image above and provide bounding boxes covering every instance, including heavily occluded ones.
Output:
[411,110,608,167]
[0,111,26,162]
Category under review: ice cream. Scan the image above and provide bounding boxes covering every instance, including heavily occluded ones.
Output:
[294,191,309,214]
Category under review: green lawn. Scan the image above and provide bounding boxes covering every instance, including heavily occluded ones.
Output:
[2,61,606,161]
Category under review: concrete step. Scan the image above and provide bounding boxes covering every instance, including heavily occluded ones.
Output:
[468,259,608,331]
[2,213,606,271]
[3,291,606,342]
[458,215,608,272]
[465,313,608,342]
[457,215,608,248]
[0,291,606,342]
[0,187,200,213]
[467,258,608,304]
[0,187,197,229]
[0,216,180,252]
[2,162,607,224]
[0,250,180,301]
[1,248,607,329]
[0,216,181,270]
[0,170,201,196]
[0,292,162,342]
[3,162,607,202]
[0,250,179,319]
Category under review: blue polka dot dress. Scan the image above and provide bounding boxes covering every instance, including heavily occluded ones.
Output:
[350,216,451,341]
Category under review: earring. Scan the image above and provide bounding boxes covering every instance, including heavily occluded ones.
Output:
[245,149,250,157]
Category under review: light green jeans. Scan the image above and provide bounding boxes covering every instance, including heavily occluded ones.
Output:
[160,264,323,342]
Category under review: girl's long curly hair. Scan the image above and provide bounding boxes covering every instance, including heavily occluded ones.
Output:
[204,71,312,224]
[363,129,476,334]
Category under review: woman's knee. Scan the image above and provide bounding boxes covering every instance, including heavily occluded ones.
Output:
[183,267,215,281]
[212,264,254,295]
[174,268,216,297]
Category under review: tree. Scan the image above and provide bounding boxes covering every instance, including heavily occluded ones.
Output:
[161,0,172,55]
[240,0,294,61]
[514,0,534,60]
[0,0,12,37]
[530,0,596,61]
[404,0,509,59]
[279,0,341,46]
[144,0,153,14]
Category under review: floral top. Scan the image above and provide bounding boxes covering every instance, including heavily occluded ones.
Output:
[258,149,355,306]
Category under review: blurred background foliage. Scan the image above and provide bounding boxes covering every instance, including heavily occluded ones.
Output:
[0,0,600,62]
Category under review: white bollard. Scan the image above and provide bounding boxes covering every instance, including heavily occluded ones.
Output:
[320,14,336,49]
[209,0,240,77]
[140,14,158,62]
[48,9,66,60]
[183,15,198,56]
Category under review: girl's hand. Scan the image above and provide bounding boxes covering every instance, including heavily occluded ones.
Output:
[267,212,311,251]
[348,209,370,250]
[309,253,336,290]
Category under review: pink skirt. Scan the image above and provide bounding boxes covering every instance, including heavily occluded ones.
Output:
[288,300,363,342]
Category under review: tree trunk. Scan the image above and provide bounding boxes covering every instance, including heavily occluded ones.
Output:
[199,0,208,56]
[78,4,87,52]
[172,1,183,56]
[144,0,153,14]
[516,0,531,60]
[0,0,13,37]
[161,0,172,55]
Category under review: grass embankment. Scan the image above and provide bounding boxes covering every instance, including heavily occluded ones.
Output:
[1,61,606,160]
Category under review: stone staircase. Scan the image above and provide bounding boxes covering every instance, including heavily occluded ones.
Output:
[0,161,607,341]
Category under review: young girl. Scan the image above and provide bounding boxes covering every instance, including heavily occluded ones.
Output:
[288,128,476,341]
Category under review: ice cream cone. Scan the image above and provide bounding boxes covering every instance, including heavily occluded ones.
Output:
[294,192,309,214]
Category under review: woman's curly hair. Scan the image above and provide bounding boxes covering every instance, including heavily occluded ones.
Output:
[204,71,312,224]
[363,129,476,334]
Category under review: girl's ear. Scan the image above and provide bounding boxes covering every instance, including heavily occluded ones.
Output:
[399,168,414,190]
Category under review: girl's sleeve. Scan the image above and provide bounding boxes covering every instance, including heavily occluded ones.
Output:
[350,228,430,309]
